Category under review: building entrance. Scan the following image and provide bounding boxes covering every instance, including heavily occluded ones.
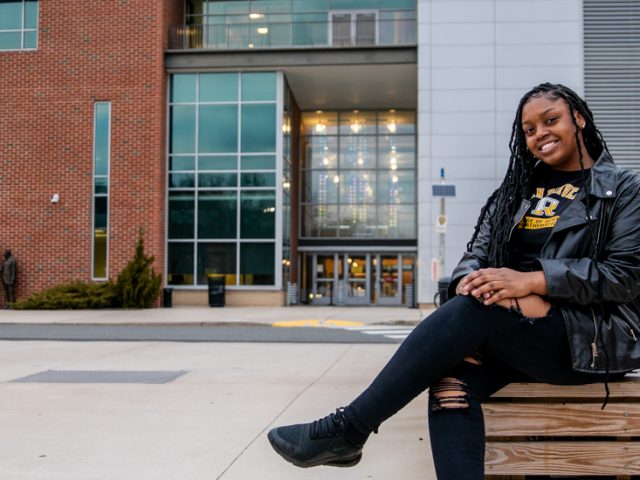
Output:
[304,252,414,306]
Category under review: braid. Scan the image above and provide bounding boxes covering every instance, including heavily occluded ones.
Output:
[467,83,609,267]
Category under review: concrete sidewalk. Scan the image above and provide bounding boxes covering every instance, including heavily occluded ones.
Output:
[0,305,434,326]
[0,340,436,480]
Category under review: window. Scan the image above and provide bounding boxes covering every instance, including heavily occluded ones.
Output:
[92,102,111,279]
[0,0,38,50]
[301,109,416,239]
[167,72,279,287]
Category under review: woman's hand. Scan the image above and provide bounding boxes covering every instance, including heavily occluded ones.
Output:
[457,268,548,304]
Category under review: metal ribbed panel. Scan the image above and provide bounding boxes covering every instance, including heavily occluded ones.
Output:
[584,0,640,170]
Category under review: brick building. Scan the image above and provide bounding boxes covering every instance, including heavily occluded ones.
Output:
[0,0,638,307]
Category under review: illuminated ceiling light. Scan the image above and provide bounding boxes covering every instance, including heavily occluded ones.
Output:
[353,262,359,268]
[282,181,291,190]
[249,13,264,19]
[257,27,269,35]
[248,43,254,48]
[347,258,353,264]
[350,109,361,133]
[333,175,340,184]
[390,164,397,171]
[315,123,326,133]
[387,109,397,133]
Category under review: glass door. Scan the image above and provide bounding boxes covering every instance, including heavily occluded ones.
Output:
[312,254,336,305]
[376,254,402,305]
[343,254,369,305]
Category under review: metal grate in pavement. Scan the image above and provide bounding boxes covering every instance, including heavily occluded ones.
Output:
[11,370,187,384]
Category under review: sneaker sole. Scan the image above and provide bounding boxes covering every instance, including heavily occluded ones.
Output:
[267,431,362,468]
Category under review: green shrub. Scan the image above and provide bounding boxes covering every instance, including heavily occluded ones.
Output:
[14,232,161,310]
[115,232,161,308]
[13,281,117,310]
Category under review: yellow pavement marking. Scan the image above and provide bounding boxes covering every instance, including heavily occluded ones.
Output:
[272,319,365,328]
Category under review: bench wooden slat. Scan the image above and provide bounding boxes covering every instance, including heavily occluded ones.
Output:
[485,441,640,476]
[483,402,640,437]
[491,375,640,399]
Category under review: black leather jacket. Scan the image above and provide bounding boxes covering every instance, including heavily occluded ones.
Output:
[449,152,640,373]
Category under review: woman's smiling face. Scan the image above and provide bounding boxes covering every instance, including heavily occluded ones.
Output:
[521,95,594,171]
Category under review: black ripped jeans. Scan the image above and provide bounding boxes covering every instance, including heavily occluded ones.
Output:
[344,295,612,480]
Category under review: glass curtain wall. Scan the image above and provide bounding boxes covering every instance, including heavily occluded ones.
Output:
[183,0,416,49]
[300,110,416,239]
[168,72,279,287]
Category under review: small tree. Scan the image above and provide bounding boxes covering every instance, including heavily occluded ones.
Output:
[115,231,161,308]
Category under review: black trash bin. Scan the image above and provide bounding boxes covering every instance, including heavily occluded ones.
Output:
[437,276,451,307]
[163,287,172,308]
[207,275,225,307]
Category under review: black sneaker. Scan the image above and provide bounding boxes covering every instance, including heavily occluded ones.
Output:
[267,408,364,468]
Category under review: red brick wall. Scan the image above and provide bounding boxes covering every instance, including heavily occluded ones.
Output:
[0,0,183,305]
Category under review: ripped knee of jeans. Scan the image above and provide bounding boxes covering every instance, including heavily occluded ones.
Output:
[429,377,469,411]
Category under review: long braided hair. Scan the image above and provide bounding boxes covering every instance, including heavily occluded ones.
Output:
[466,83,611,266]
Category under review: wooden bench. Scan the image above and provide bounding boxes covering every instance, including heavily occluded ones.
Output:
[483,373,640,479]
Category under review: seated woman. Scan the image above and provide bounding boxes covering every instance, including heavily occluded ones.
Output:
[267,83,640,479]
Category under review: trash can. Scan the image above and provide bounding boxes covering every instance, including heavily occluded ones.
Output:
[163,287,172,308]
[207,275,225,307]
[437,276,451,307]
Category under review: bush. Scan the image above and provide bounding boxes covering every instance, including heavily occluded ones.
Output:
[14,232,161,310]
[114,232,161,308]
[13,281,117,310]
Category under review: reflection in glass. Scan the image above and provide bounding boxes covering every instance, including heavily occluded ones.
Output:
[339,205,376,237]
[241,72,277,101]
[308,171,339,203]
[171,74,197,103]
[241,104,276,152]
[170,105,196,154]
[168,192,195,239]
[241,190,276,238]
[339,170,376,204]
[199,105,238,153]
[198,191,237,239]
[170,156,195,171]
[0,2,21,29]
[197,243,236,285]
[199,156,236,170]
[241,155,276,170]
[340,136,376,168]
[169,173,195,188]
[240,243,275,285]
[168,243,194,285]
[378,171,415,204]
[241,172,276,187]
[200,72,238,102]
[339,110,376,135]
[198,172,237,188]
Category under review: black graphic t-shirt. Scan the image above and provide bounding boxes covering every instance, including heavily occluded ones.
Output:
[508,166,591,272]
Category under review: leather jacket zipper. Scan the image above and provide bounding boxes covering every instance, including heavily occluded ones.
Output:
[630,327,638,342]
[590,307,599,368]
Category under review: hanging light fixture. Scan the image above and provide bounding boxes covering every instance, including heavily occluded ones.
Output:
[387,109,397,133]
[350,110,361,133]
[249,13,264,20]
[315,110,326,134]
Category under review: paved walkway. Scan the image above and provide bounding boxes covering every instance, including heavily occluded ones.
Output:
[0,306,438,479]
[0,305,434,326]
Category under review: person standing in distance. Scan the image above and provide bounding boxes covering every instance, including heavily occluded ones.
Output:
[2,249,16,308]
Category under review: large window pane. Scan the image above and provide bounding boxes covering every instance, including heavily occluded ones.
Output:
[240,243,275,285]
[23,30,36,48]
[170,156,195,171]
[197,243,236,285]
[24,0,38,29]
[241,104,276,152]
[241,155,275,170]
[200,73,238,102]
[378,205,416,238]
[241,72,276,101]
[339,111,376,135]
[303,204,338,237]
[302,111,339,136]
[168,243,194,285]
[169,173,195,188]
[94,103,110,176]
[94,197,108,229]
[168,192,195,239]
[171,74,196,103]
[378,171,415,204]
[378,110,416,134]
[308,171,339,203]
[379,135,415,169]
[241,190,275,238]
[338,205,377,237]
[198,191,237,239]
[198,172,237,188]
[241,172,275,187]
[199,155,237,170]
[340,136,376,168]
[305,136,338,169]
[199,105,238,153]
[339,170,376,204]
[0,2,21,29]
[170,105,196,154]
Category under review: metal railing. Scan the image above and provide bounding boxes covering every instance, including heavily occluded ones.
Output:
[168,19,417,50]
